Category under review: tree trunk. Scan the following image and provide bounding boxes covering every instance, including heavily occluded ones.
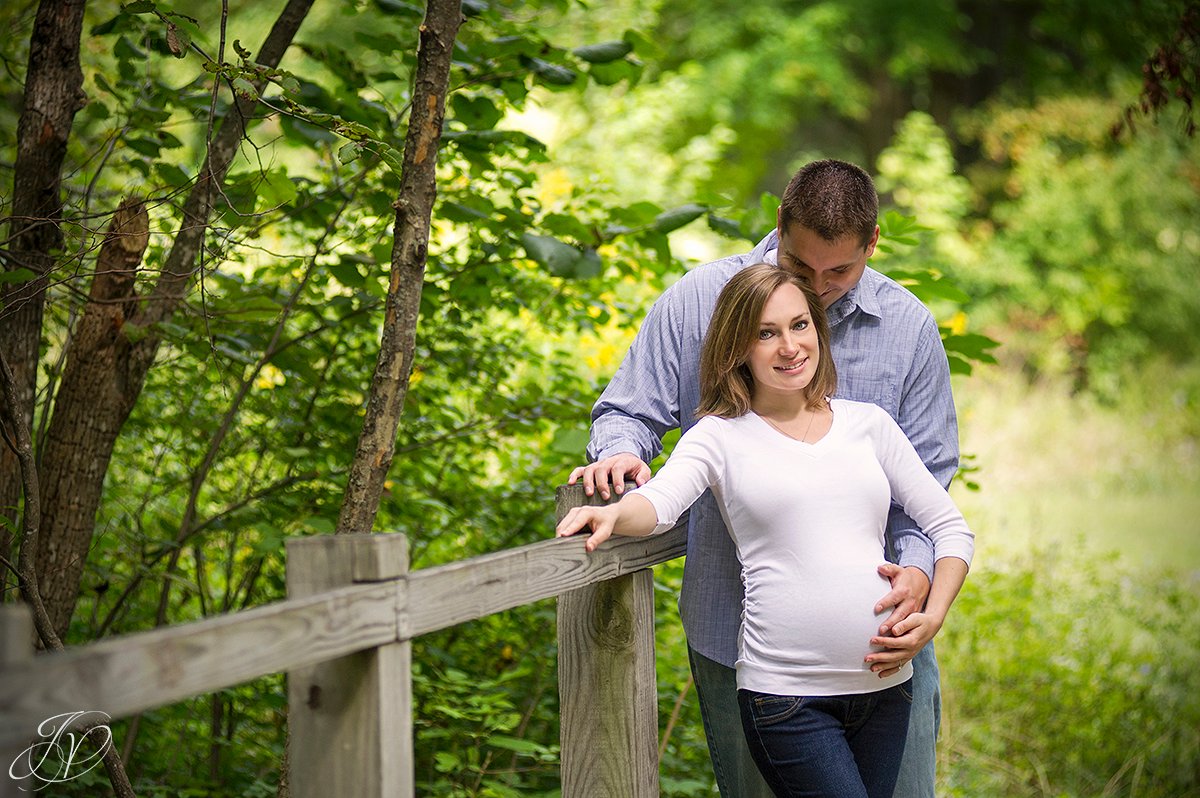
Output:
[336,0,464,534]
[35,198,149,637]
[0,347,138,798]
[31,0,317,638]
[0,0,87,600]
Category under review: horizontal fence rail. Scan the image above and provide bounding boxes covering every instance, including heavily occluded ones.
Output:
[0,508,687,754]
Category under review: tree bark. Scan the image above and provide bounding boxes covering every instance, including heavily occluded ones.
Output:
[32,0,317,638]
[0,347,138,798]
[35,198,149,637]
[0,0,87,601]
[336,0,464,534]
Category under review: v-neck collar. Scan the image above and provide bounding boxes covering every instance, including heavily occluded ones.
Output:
[748,404,838,451]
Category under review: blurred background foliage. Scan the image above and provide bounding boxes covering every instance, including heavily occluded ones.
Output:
[1,0,1197,795]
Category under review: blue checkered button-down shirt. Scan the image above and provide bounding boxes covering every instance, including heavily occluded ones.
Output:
[587,231,959,667]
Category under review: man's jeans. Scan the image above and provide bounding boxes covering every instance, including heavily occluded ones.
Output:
[738,682,913,798]
[689,644,941,797]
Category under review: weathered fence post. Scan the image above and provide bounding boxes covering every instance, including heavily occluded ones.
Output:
[286,533,411,796]
[556,483,659,797]
[0,604,34,797]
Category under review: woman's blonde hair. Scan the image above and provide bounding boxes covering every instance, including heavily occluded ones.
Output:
[696,263,837,419]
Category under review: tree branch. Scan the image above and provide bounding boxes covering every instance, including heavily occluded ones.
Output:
[337,0,464,534]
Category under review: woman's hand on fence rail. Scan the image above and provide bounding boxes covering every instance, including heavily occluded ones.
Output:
[556,493,658,552]
[556,505,620,552]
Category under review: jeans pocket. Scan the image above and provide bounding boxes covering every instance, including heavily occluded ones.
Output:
[750,694,805,727]
[896,679,915,705]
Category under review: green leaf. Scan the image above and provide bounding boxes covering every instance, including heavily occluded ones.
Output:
[759,191,781,219]
[522,57,577,87]
[521,233,582,276]
[154,162,189,186]
[0,268,37,285]
[946,353,973,376]
[224,300,280,322]
[461,0,488,17]
[114,35,147,61]
[572,41,633,64]
[232,77,257,99]
[334,120,375,141]
[373,0,422,15]
[622,28,662,60]
[122,0,157,13]
[576,248,603,278]
[651,203,707,234]
[587,58,642,87]
[707,214,746,240]
[302,517,336,535]
[941,331,1000,363]
[329,259,366,289]
[887,270,971,304]
[450,94,503,131]
[488,735,545,756]
[337,142,361,164]
[441,201,489,222]
[433,751,461,772]
[378,144,405,175]
[126,137,163,157]
[259,170,297,207]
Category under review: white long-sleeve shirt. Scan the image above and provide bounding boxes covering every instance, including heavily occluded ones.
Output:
[631,399,974,696]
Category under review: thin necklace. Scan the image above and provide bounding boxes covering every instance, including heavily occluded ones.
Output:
[761,407,818,443]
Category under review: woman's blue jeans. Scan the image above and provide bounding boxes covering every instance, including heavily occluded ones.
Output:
[737,680,913,798]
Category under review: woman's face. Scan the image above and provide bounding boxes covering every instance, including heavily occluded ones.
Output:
[746,282,820,399]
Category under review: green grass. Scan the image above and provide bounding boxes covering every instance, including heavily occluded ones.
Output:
[950,367,1200,573]
[935,366,1200,796]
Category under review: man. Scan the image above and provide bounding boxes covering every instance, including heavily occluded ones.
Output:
[569,159,958,797]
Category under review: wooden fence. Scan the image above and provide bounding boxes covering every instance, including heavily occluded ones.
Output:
[0,485,687,797]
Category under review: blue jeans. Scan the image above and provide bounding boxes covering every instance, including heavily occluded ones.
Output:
[689,644,940,798]
[738,682,913,798]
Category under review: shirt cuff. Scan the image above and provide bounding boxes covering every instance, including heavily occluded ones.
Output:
[893,534,935,582]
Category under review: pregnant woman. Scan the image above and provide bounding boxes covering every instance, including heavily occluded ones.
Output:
[556,264,974,798]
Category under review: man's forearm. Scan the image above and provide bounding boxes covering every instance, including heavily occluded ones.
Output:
[887,509,935,582]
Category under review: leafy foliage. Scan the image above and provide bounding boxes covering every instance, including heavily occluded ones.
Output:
[939,548,1200,797]
[3,0,1197,796]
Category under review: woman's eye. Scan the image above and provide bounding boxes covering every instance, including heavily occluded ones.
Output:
[793,321,809,331]
[758,330,773,340]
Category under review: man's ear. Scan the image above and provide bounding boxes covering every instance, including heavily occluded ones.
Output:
[865,225,881,258]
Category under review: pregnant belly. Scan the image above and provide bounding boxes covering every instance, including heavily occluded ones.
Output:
[740,567,891,675]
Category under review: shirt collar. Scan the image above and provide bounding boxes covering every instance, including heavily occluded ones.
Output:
[758,231,884,324]
[751,230,778,262]
[828,267,883,324]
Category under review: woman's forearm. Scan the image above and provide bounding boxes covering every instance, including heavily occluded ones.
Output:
[925,555,969,623]
[611,493,659,536]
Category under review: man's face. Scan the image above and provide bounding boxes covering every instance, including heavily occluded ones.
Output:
[775,221,879,308]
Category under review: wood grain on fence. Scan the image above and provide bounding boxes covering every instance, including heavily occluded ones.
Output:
[286,533,413,797]
[555,482,663,798]
[0,516,685,754]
